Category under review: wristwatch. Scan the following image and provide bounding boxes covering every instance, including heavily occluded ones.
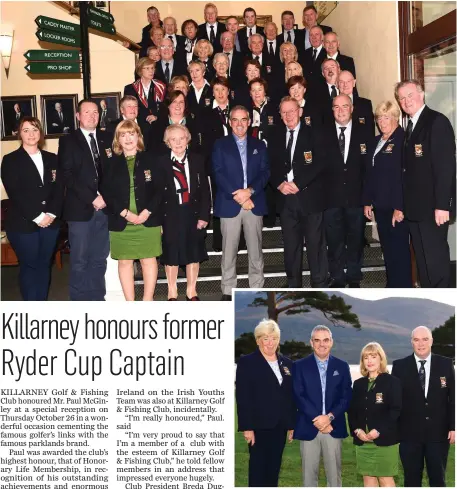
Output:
[248,187,255,195]
[328,413,335,422]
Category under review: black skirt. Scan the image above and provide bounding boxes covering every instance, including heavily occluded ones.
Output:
[161,205,208,266]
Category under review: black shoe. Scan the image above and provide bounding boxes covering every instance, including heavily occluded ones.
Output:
[348,283,361,288]
[186,296,200,301]
[212,246,222,252]
[168,298,177,301]
[221,294,232,301]
[328,279,346,288]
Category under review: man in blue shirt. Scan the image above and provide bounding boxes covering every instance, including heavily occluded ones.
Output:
[212,105,270,300]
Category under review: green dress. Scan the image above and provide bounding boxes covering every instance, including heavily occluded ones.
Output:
[356,378,399,476]
[110,155,162,260]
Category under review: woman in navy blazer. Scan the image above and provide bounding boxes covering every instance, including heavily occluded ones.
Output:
[363,101,412,287]
[236,320,296,487]
[1,117,63,300]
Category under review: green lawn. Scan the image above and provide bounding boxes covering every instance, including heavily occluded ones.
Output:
[235,410,455,487]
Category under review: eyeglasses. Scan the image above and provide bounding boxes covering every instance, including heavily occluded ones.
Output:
[160,45,173,50]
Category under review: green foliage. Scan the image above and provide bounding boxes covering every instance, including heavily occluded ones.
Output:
[432,315,455,358]
[235,333,257,362]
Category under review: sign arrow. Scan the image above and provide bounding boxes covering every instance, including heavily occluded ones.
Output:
[87,6,114,24]
[25,62,81,74]
[36,29,81,48]
[88,18,116,35]
[35,16,80,38]
[24,50,80,62]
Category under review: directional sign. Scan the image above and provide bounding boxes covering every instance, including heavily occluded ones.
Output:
[35,16,80,38]
[88,18,116,35]
[24,50,80,62]
[36,29,80,48]
[25,62,81,74]
[88,6,114,24]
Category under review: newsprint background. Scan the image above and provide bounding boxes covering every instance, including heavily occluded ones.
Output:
[0,302,234,489]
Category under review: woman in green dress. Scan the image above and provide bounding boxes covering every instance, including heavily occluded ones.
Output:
[348,342,402,487]
[101,120,162,300]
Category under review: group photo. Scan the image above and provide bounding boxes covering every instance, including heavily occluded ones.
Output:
[1,1,456,301]
[234,289,455,486]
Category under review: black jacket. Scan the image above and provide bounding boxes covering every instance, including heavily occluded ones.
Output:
[197,22,226,52]
[348,373,402,447]
[300,46,327,92]
[402,105,456,221]
[277,29,305,55]
[352,96,375,137]
[154,57,188,84]
[123,82,163,127]
[334,52,356,78]
[269,122,326,214]
[157,151,211,241]
[323,120,371,209]
[101,151,162,231]
[1,147,63,232]
[248,99,281,146]
[58,129,111,221]
[392,353,455,443]
[236,348,297,431]
[363,126,405,211]
[238,25,265,55]
[187,83,214,117]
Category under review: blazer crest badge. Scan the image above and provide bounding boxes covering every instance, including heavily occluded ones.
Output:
[268,116,274,125]
[266,65,272,73]
[384,143,394,153]
[304,116,311,126]
[440,376,447,388]
[375,392,383,404]
[105,148,112,158]
[51,169,57,182]
[358,117,365,124]
[360,143,367,154]
[304,151,312,164]
[144,170,152,182]
[283,366,291,376]
[205,98,211,106]
[414,144,423,157]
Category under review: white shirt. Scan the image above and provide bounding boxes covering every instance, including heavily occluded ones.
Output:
[252,53,263,65]
[206,22,218,41]
[80,127,100,158]
[212,100,229,136]
[166,33,178,49]
[410,103,426,131]
[313,44,324,58]
[223,49,234,72]
[414,352,431,397]
[191,80,210,103]
[28,151,56,224]
[286,121,301,182]
[327,52,338,60]
[267,360,283,385]
[327,82,339,98]
[335,119,352,164]
[284,29,295,44]
[266,39,277,55]
[171,150,191,194]
[247,25,257,36]
[161,59,174,76]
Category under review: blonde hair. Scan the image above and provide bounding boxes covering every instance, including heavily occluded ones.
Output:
[254,319,281,341]
[285,61,303,82]
[112,120,145,155]
[135,57,156,77]
[188,60,206,75]
[195,39,214,58]
[279,42,298,63]
[163,123,192,146]
[359,342,388,377]
[375,100,401,122]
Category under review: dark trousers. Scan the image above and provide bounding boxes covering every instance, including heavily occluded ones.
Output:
[248,428,288,487]
[375,208,412,287]
[68,211,109,301]
[324,206,365,285]
[400,441,449,487]
[7,227,59,301]
[407,217,450,287]
[263,182,278,228]
[280,195,328,287]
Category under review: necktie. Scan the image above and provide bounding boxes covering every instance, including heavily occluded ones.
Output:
[249,27,253,37]
[89,133,102,179]
[255,55,260,63]
[287,31,292,42]
[405,119,413,146]
[101,110,106,127]
[165,62,170,83]
[313,48,317,61]
[269,41,274,56]
[339,126,346,159]
[59,112,63,122]
[16,113,20,120]
[286,129,294,172]
[419,360,426,393]
[210,25,215,43]
[331,85,337,98]
[168,35,173,42]
[217,106,229,127]
[224,52,231,74]
[172,152,190,204]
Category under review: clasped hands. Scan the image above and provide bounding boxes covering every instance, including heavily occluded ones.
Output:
[312,414,333,434]
[278,181,299,195]
[121,208,151,225]
[354,428,379,442]
[38,214,55,228]
[232,188,254,210]
[93,195,106,211]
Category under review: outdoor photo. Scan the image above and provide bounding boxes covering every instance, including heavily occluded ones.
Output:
[234,290,455,487]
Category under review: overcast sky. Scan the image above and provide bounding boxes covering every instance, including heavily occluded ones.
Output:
[342,289,455,306]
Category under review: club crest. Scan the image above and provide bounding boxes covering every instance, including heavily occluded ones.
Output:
[283,366,291,376]
[231,90,235,100]
[268,116,274,125]
[51,169,56,182]
[144,170,152,182]
[304,151,313,164]
[360,143,367,154]
[205,98,211,106]
[304,116,311,126]
[440,377,447,388]
[359,117,365,124]
[105,148,112,158]
[266,65,272,73]
[375,392,383,404]
[384,143,394,153]
[414,144,423,157]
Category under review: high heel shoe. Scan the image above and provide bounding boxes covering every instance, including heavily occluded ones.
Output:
[168,298,177,301]
[186,296,200,301]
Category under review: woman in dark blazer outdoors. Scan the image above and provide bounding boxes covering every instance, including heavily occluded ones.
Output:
[363,101,412,288]
[236,320,296,487]
[348,342,402,487]
[158,124,210,301]
[101,120,162,301]
[1,117,63,300]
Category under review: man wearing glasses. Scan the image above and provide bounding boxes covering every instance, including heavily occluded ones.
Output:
[293,325,352,486]
[212,106,269,300]
[269,96,328,288]
[154,38,187,85]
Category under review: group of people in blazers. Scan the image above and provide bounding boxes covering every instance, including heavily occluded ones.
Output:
[236,321,455,487]
[1,3,455,301]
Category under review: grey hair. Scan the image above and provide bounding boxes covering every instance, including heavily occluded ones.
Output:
[310,325,333,341]
[248,33,265,47]
[394,79,424,101]
[229,105,250,120]
[411,325,432,339]
[321,58,341,73]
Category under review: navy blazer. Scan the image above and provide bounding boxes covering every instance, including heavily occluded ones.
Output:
[293,354,352,440]
[363,126,404,211]
[212,134,269,218]
[236,348,297,431]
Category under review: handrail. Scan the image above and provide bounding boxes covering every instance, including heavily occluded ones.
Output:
[52,1,141,51]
